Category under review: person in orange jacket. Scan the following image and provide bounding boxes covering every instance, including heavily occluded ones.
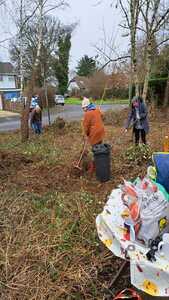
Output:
[82,97,105,147]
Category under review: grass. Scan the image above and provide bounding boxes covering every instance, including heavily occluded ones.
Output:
[0,131,64,166]
[65,97,129,105]
[0,107,168,299]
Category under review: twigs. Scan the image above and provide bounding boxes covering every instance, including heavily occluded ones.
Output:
[1,109,167,298]
[108,261,128,289]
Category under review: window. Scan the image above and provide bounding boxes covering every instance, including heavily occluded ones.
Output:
[8,76,14,81]
[0,75,3,81]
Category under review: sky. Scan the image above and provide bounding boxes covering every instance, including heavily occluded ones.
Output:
[58,0,128,69]
[0,0,129,70]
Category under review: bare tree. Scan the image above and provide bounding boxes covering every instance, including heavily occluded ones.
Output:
[96,1,169,104]
[19,0,24,98]
[95,1,143,100]
[117,0,145,99]
[10,17,61,83]
[20,0,67,142]
[7,0,40,96]
[20,0,43,142]
[140,0,169,101]
[113,0,169,102]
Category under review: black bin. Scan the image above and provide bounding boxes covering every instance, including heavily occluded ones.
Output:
[92,143,111,182]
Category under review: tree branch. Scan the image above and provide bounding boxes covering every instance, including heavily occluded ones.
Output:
[153,8,169,33]
[99,55,131,71]
[95,45,114,62]
[21,4,40,30]
[154,37,169,50]
[150,0,160,32]
[119,23,146,33]
[0,38,11,43]
[44,1,68,15]
[119,0,130,29]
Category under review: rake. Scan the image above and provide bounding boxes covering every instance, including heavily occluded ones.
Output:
[73,139,88,171]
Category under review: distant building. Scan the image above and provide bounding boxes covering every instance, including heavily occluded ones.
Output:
[0,62,20,107]
[68,76,88,96]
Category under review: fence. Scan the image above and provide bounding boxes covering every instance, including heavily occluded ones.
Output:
[3,101,24,112]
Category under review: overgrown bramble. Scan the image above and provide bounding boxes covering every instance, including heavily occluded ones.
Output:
[124,144,152,165]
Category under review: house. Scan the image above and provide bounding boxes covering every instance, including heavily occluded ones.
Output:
[68,76,88,96]
[68,79,80,91]
[68,71,129,99]
[0,62,20,109]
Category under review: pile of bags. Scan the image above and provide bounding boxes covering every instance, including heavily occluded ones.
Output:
[121,176,169,246]
[120,152,169,246]
[96,153,169,296]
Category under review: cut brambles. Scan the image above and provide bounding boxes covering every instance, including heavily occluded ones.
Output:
[0,108,168,299]
[124,144,152,165]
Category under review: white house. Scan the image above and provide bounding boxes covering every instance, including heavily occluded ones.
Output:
[0,62,20,109]
[68,80,80,91]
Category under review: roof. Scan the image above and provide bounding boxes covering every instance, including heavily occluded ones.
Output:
[0,62,15,74]
[0,88,21,92]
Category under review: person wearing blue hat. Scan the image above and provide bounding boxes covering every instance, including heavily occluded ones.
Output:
[30,95,38,109]
[30,105,42,134]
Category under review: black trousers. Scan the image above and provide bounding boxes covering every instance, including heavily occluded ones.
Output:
[134,128,146,144]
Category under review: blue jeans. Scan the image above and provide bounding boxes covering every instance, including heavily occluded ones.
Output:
[32,121,42,134]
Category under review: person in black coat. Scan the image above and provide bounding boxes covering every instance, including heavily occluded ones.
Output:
[125,96,149,145]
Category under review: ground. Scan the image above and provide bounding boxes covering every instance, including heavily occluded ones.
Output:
[0,107,168,300]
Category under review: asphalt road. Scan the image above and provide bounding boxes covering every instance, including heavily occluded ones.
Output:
[0,104,127,132]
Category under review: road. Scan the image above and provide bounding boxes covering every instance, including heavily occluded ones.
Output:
[0,104,127,132]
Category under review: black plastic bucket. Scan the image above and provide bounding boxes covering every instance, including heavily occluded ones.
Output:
[92,143,111,182]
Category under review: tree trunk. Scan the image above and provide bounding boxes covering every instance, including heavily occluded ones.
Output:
[163,76,169,107]
[20,105,30,142]
[20,0,24,98]
[142,70,149,102]
[130,0,140,97]
[133,59,139,96]
[20,0,43,142]
[44,76,51,125]
[129,82,133,104]
[142,41,152,102]
[0,94,3,110]
[20,86,33,142]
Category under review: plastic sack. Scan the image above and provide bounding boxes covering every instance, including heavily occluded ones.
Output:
[153,181,169,202]
[121,178,169,245]
[146,165,169,201]
[136,186,169,245]
[121,180,141,240]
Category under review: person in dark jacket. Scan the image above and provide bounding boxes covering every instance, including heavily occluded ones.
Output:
[30,105,42,134]
[125,96,149,145]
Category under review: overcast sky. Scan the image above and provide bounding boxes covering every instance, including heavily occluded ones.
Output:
[0,0,129,70]
[59,0,128,69]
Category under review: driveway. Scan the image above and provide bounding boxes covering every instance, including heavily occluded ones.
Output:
[0,104,127,132]
[0,111,20,118]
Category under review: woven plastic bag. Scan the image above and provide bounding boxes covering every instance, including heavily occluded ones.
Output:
[137,185,169,245]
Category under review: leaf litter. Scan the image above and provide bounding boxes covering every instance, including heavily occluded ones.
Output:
[0,107,167,299]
